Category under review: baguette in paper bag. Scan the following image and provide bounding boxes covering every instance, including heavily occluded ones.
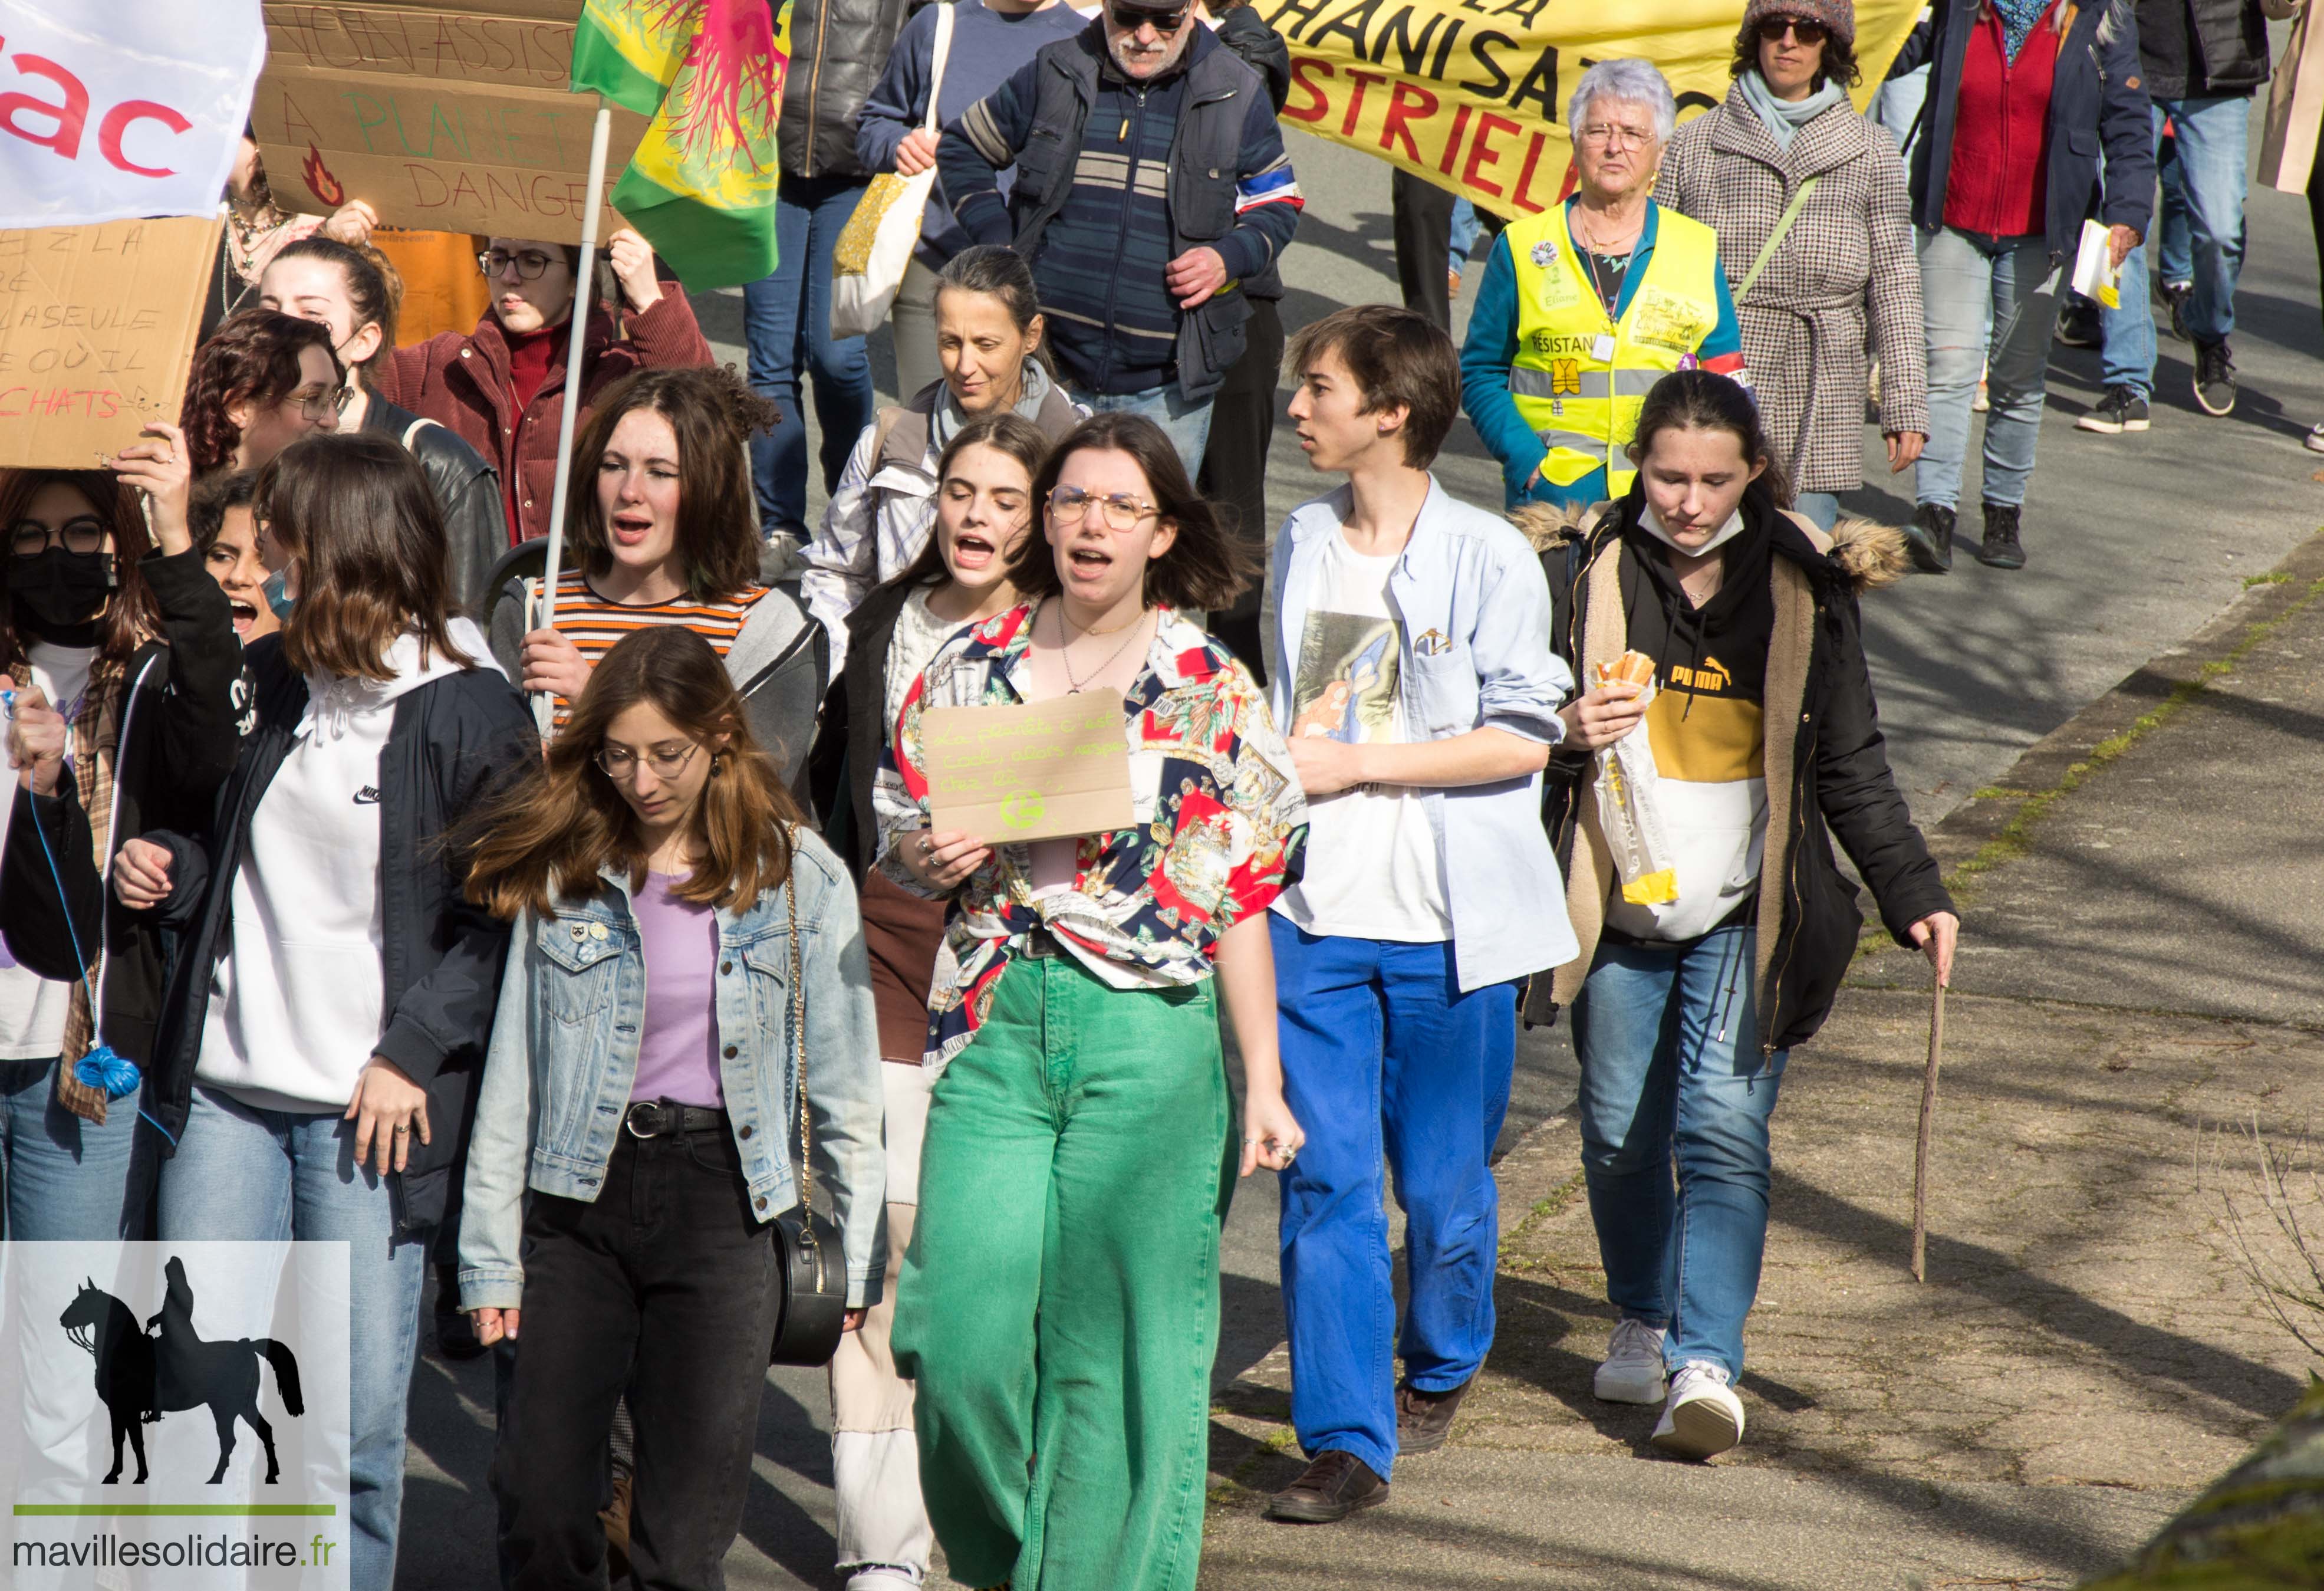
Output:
[1590,652,1677,906]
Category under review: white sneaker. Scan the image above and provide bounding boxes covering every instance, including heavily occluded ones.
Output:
[1592,1317,1667,1404]
[2306,421,2324,455]
[1651,1360,1745,1460]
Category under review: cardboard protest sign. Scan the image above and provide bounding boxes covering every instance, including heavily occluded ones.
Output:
[0,0,265,228]
[921,695,1135,845]
[0,218,225,469]
[1260,0,1923,218]
[251,0,649,239]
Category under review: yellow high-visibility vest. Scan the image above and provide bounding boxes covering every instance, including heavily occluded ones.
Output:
[1504,202,1724,496]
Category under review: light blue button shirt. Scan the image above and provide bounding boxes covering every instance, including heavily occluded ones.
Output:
[1268,478,1581,990]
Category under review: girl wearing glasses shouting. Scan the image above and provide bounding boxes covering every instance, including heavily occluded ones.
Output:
[874,410,1306,1591]
[458,625,884,1591]
[373,228,713,546]
[0,436,245,1242]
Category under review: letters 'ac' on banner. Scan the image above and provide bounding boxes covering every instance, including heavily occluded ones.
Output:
[251,1,649,241]
[0,218,223,470]
[1258,0,1923,218]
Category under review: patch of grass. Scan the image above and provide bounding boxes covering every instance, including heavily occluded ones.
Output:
[2244,571,2293,589]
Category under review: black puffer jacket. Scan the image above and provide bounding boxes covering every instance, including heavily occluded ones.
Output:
[781,0,914,178]
[2139,0,2273,98]
[142,637,537,1233]
[1,550,248,1070]
[1522,491,1954,1054]
[364,399,504,614]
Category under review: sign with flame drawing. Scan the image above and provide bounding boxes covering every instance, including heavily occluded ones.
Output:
[249,0,650,240]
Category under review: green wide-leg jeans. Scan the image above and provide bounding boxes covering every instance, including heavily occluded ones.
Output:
[893,954,1232,1591]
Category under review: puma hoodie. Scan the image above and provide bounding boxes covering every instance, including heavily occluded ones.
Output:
[197,619,499,1113]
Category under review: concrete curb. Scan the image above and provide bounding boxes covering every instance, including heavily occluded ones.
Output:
[1899,525,2324,888]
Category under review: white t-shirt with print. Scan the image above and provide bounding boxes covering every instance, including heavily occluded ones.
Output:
[0,642,98,1059]
[1271,533,1451,943]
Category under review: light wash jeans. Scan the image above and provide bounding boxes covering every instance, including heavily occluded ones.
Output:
[2158,129,2194,287]
[745,173,880,534]
[1064,384,1215,480]
[1915,227,2059,511]
[158,1086,429,1591]
[0,1057,147,1238]
[2102,98,2250,393]
[1572,925,1787,1380]
[1792,491,1841,532]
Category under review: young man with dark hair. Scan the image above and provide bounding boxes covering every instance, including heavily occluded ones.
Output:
[1260,304,1576,1524]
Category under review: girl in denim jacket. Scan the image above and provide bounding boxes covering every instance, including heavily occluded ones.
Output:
[457,625,886,1591]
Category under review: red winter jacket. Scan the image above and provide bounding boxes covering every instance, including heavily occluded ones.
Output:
[374,292,715,547]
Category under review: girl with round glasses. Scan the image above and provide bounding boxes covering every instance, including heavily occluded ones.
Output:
[874,410,1306,1591]
[183,308,345,474]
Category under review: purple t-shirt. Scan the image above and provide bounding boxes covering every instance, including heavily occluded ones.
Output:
[630,872,724,1110]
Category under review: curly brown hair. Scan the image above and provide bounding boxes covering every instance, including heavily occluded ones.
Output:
[183,309,342,474]
[561,364,783,603]
[1730,15,1861,90]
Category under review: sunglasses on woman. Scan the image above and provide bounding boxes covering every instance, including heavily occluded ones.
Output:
[1756,16,1829,43]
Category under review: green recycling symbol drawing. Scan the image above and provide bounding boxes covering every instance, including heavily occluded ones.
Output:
[999,790,1046,830]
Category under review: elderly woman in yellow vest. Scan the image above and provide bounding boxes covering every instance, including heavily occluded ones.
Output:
[1460,59,1749,510]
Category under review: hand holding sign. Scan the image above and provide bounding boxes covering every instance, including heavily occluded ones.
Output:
[921,695,1134,846]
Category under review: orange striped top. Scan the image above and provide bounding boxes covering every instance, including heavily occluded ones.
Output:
[544,566,772,727]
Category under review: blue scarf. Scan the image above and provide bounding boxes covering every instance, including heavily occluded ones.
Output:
[1993,0,2053,63]
[1738,70,1847,152]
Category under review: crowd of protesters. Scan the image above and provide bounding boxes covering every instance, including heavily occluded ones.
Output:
[4,0,2320,1586]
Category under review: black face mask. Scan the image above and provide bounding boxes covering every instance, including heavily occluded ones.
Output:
[8,547,114,633]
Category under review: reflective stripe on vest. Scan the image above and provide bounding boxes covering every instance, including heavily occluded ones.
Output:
[1504,204,1723,495]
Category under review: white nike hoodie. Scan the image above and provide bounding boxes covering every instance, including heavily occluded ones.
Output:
[197,620,499,1113]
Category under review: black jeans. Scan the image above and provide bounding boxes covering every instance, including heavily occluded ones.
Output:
[1198,294,1285,684]
[492,1125,785,1590]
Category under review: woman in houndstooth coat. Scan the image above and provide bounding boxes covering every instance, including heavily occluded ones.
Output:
[1661,0,1928,531]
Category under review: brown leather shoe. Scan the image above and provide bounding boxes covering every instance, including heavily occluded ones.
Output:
[1395,1376,1472,1455]
[1264,1450,1388,1523]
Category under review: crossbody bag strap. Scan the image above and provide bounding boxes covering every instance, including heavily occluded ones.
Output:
[923,2,957,134]
[1736,173,1822,303]
[787,856,811,1223]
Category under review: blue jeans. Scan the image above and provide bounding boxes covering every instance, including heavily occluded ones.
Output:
[158,1086,429,1591]
[2158,126,2193,287]
[2101,98,2250,392]
[1915,226,2058,511]
[745,173,878,534]
[1792,491,1840,532]
[1571,926,1787,1380]
[1064,384,1215,482]
[1270,919,1516,1478]
[0,1057,146,1239]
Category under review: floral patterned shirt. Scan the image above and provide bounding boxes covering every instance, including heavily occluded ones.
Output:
[874,603,1307,1066]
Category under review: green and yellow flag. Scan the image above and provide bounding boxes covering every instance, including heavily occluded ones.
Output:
[571,0,789,290]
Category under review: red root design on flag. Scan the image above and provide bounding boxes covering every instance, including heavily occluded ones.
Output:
[301,145,345,207]
[642,0,781,172]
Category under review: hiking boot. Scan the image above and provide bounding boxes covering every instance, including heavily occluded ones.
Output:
[1593,1317,1668,1405]
[2055,297,2101,347]
[1396,1376,1472,1455]
[1976,502,2026,570]
[2075,384,2151,434]
[2194,339,2238,417]
[1265,1451,1389,1524]
[1903,502,1954,574]
[2161,280,2193,343]
[1651,1361,1746,1461]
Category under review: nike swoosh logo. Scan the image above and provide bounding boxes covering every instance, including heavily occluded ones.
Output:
[353,787,381,805]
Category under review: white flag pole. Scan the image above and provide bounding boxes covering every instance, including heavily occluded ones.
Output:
[532,93,614,736]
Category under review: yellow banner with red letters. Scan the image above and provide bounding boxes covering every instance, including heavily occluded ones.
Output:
[1258,0,1923,219]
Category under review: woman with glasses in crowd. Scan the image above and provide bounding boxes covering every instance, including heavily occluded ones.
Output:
[801,246,1083,676]
[0,428,244,1241]
[184,308,345,475]
[1461,58,1749,510]
[113,434,536,1591]
[374,230,713,546]
[807,410,1049,1591]
[459,626,884,1591]
[1662,0,1928,532]
[258,236,506,611]
[875,411,1305,1591]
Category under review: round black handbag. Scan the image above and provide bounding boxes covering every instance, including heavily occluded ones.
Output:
[769,872,850,1367]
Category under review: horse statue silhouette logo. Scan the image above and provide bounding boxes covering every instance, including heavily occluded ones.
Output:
[60,1257,305,1485]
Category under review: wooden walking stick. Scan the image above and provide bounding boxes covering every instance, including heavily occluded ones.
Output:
[1911,981,1947,1283]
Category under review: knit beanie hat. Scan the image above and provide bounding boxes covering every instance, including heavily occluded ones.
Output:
[1741,0,1855,48]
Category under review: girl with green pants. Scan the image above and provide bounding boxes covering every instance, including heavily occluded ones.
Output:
[875,412,1309,1590]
